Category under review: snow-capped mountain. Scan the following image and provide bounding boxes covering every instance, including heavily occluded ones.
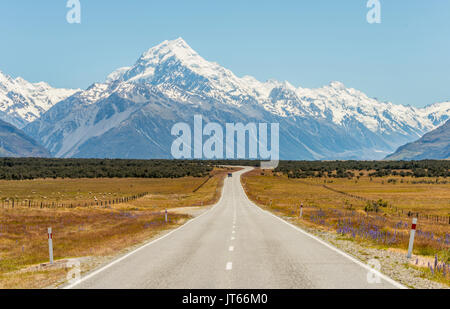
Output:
[0,71,79,128]
[24,38,450,160]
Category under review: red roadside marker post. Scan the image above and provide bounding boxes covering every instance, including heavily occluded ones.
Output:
[407,218,417,259]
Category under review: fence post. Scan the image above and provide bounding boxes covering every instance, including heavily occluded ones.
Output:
[48,227,54,264]
[407,218,417,259]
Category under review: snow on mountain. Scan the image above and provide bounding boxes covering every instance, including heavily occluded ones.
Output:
[109,38,274,105]
[24,38,450,160]
[418,101,450,126]
[0,70,79,128]
[107,38,448,137]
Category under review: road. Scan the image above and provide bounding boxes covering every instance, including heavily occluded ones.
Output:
[67,167,404,289]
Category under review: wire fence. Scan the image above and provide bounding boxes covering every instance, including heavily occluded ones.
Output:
[0,192,149,209]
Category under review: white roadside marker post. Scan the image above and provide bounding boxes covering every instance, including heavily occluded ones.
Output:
[407,218,417,259]
[48,227,54,264]
[299,203,303,218]
[165,209,168,223]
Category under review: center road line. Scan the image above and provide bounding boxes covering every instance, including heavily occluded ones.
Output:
[65,167,405,289]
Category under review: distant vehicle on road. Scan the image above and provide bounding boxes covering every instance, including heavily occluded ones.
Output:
[228,173,233,178]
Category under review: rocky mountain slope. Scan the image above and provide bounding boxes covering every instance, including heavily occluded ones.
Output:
[0,119,50,157]
[386,119,449,160]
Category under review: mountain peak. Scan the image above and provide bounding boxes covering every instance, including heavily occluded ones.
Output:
[107,37,208,83]
[140,37,199,63]
[170,37,189,47]
[329,81,346,90]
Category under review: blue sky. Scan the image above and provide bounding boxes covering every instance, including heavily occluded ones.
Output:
[0,0,449,107]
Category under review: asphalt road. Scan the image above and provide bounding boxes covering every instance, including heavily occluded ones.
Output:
[67,167,404,289]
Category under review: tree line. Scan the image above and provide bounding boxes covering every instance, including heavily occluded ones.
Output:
[273,160,450,178]
[0,158,448,180]
[0,158,212,180]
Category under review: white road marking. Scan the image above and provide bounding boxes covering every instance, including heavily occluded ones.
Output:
[231,236,235,240]
[63,179,229,289]
[232,230,235,234]
[251,201,407,289]
[229,246,234,251]
[226,262,233,270]
[237,167,406,289]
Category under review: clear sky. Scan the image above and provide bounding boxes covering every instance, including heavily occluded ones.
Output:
[0,0,449,107]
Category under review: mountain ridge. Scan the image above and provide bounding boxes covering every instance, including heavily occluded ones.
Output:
[22,38,450,160]
[386,119,450,160]
[0,70,79,128]
[105,38,448,134]
[0,119,50,157]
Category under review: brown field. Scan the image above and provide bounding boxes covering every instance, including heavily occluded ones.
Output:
[0,169,224,208]
[0,167,236,288]
[301,174,450,216]
[241,169,450,284]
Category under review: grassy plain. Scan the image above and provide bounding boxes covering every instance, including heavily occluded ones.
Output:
[241,169,450,284]
[242,169,450,217]
[0,167,235,288]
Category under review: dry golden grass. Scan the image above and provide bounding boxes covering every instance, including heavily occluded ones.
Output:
[125,168,230,211]
[0,176,208,207]
[0,167,236,288]
[0,207,186,288]
[302,175,450,216]
[242,169,450,217]
[241,169,450,264]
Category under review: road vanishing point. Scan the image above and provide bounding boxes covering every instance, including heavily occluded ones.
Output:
[66,167,404,289]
